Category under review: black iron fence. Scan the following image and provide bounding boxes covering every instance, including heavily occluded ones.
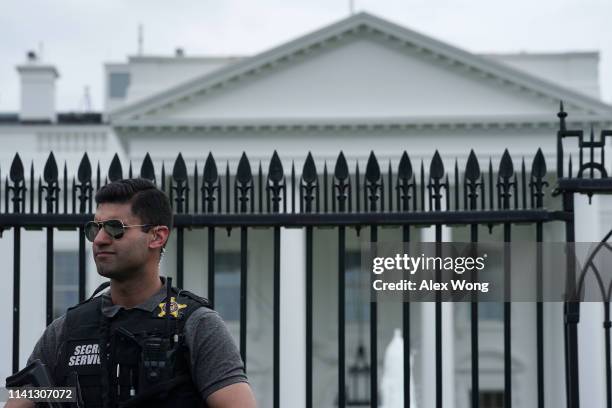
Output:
[1,105,612,408]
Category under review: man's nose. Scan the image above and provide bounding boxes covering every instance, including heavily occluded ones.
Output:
[93,226,113,245]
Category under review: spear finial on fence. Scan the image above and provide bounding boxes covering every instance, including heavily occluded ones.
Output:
[365,151,381,212]
[237,152,253,213]
[301,152,318,213]
[267,151,285,213]
[334,151,350,213]
[140,153,156,183]
[108,154,123,182]
[202,152,219,213]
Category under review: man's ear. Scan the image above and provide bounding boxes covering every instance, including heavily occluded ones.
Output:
[149,226,170,250]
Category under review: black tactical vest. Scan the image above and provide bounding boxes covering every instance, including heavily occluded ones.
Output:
[54,286,210,408]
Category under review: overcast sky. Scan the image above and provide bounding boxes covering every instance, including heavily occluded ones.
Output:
[1,0,610,112]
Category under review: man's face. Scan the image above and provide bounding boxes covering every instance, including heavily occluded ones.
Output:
[92,202,152,281]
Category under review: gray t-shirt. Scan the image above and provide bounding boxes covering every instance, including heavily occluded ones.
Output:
[27,284,247,401]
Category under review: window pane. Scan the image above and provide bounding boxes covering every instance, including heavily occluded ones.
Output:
[479,303,504,321]
[53,251,79,318]
[346,251,368,322]
[109,72,130,98]
[214,252,241,322]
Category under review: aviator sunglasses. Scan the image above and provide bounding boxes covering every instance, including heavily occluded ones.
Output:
[84,219,154,242]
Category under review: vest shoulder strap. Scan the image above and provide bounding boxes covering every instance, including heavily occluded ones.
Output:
[64,281,108,319]
[65,295,104,332]
[88,281,110,299]
[176,290,212,309]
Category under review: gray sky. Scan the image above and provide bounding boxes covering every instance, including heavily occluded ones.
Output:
[1,0,610,111]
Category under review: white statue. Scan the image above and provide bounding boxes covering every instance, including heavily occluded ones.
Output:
[381,328,417,408]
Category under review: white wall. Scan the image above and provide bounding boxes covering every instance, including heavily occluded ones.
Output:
[484,52,601,100]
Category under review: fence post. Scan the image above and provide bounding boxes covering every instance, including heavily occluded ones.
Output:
[575,194,606,408]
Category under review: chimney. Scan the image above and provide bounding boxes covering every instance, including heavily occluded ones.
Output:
[16,51,59,122]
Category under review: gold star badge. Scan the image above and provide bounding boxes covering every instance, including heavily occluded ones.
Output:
[157,297,187,318]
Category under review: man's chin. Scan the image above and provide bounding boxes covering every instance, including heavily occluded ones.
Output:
[96,264,118,278]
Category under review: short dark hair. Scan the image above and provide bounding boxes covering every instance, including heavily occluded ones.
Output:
[95,178,173,232]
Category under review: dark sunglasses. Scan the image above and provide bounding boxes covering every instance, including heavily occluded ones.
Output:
[84,219,154,242]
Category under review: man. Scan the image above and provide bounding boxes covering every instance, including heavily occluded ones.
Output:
[6,179,256,408]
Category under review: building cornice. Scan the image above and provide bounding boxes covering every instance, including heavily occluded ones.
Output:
[112,114,612,133]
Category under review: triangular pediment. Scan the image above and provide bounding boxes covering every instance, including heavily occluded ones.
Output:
[110,13,612,125]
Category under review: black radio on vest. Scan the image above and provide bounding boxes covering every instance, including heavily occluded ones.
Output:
[54,277,210,408]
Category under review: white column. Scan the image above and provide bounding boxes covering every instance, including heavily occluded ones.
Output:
[0,228,15,382]
[442,301,455,408]
[420,301,436,408]
[574,194,606,408]
[279,181,306,408]
[420,226,455,408]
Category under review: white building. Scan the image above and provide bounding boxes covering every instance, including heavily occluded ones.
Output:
[1,12,612,408]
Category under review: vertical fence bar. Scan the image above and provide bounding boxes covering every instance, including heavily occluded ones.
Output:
[338,225,346,408]
[532,148,546,408]
[605,302,611,408]
[226,162,230,214]
[532,167,545,408]
[63,164,68,214]
[46,227,54,325]
[306,225,313,408]
[365,151,381,408]
[503,226,512,408]
[237,153,252,372]
[268,152,284,408]
[240,226,248,367]
[78,227,86,301]
[302,153,317,408]
[273,224,281,408]
[556,105,581,408]
[536,222,544,408]
[466,150,481,408]
[429,151,445,408]
[176,227,184,288]
[398,151,412,408]
[403,225,411,408]
[12,227,21,373]
[435,223,443,408]
[258,163,263,213]
[335,152,349,408]
[208,228,215,308]
[370,224,378,408]
[470,223,479,408]
[324,163,328,213]
[29,163,34,214]
[4,178,8,213]
[563,189,580,408]
[499,149,514,408]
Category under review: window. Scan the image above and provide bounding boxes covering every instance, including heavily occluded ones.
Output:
[214,252,241,322]
[54,251,79,318]
[213,250,368,322]
[108,72,130,99]
[479,303,504,321]
[346,251,368,323]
